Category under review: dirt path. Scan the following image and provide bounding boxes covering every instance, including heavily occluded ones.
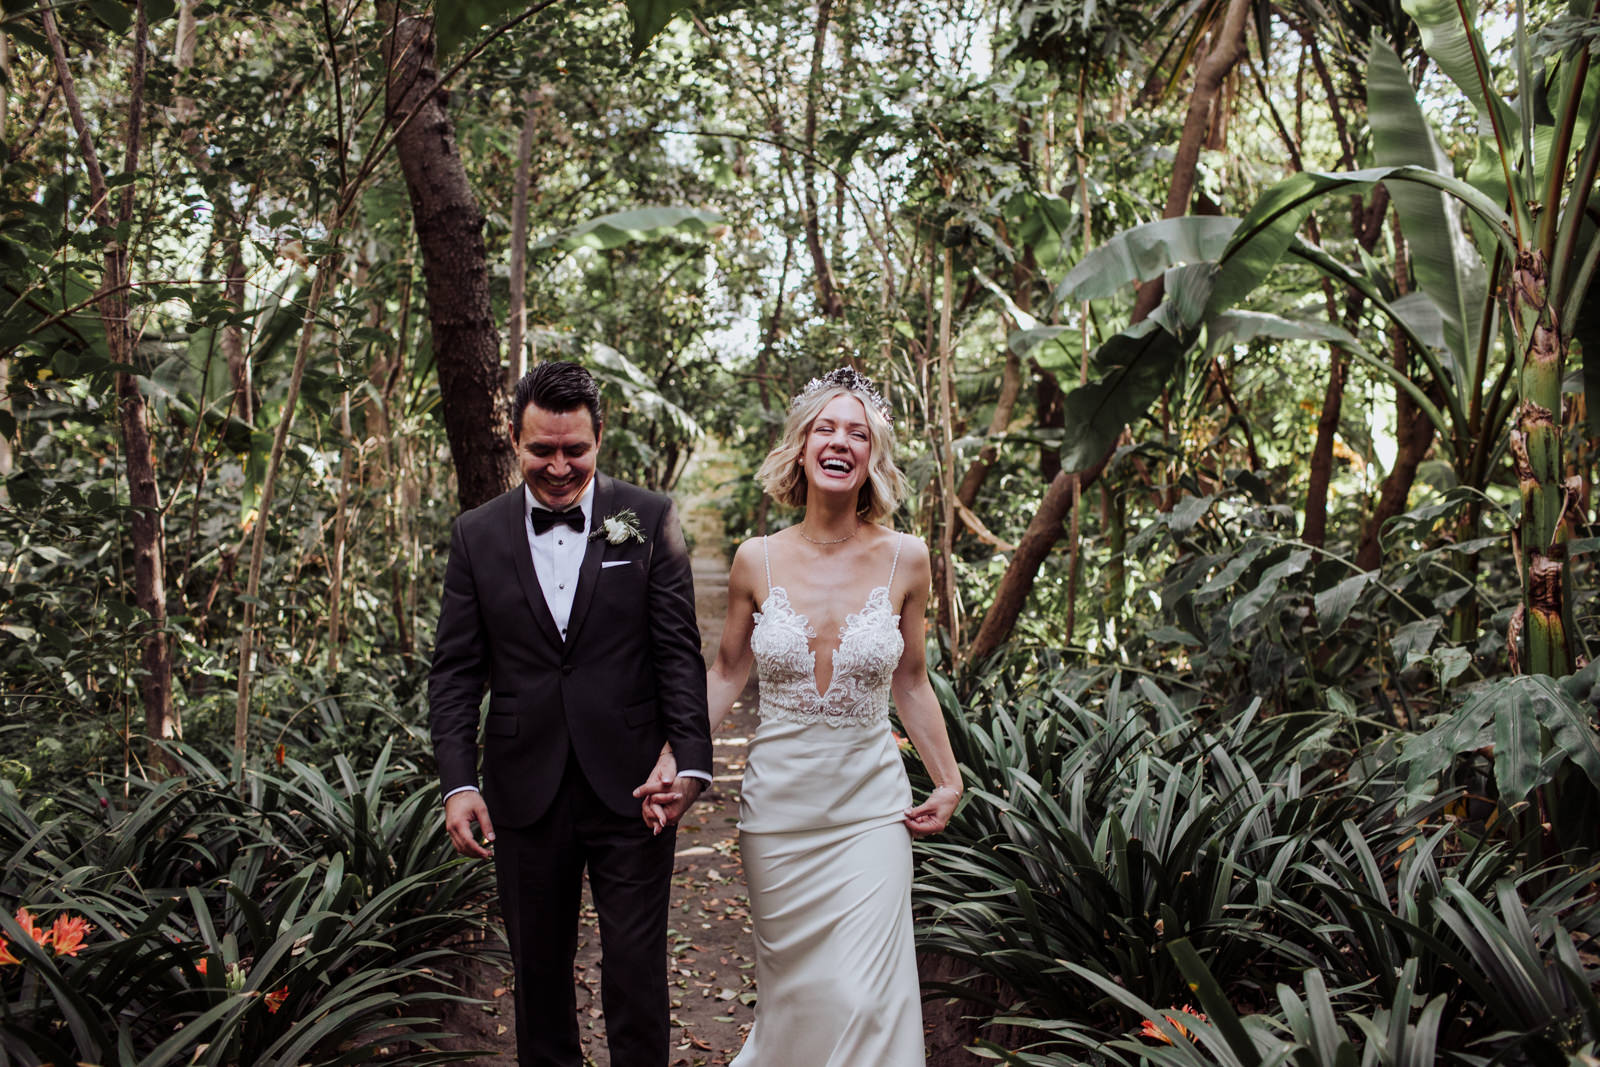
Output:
[574,545,761,1067]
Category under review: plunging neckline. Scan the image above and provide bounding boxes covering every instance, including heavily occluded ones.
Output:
[760,584,892,700]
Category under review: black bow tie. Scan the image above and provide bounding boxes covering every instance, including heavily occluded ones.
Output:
[530,507,585,534]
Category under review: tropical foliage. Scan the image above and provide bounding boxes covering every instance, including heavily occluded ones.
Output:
[2,0,1600,1062]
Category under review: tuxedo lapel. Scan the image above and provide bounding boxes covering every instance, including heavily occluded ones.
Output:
[507,488,566,649]
[563,473,612,648]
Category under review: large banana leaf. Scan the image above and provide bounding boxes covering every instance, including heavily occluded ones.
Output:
[533,206,725,253]
[586,341,702,439]
[1050,216,1239,307]
[1402,0,1524,209]
[1203,310,1359,358]
[1368,37,1489,371]
[1055,265,1213,473]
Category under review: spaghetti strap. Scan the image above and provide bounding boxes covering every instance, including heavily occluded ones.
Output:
[887,532,904,588]
[762,534,773,598]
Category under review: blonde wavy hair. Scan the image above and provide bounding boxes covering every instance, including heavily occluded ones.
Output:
[756,382,908,522]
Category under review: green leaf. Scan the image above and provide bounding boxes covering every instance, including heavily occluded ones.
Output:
[1166,938,1263,1066]
[1400,691,1497,796]
[533,205,725,253]
[1493,683,1544,804]
[1227,549,1311,634]
[1050,216,1238,306]
[1315,572,1376,633]
[1530,673,1600,789]
[1368,37,1489,366]
[1215,167,1516,322]
[434,0,525,60]
[1205,310,1359,357]
[625,0,696,59]
[1403,0,1523,185]
[1056,318,1187,473]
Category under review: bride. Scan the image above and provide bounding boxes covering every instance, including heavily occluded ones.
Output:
[637,367,963,1066]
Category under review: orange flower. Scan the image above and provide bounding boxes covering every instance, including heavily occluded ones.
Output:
[1139,1006,1207,1044]
[275,743,285,766]
[264,985,289,1013]
[14,908,49,950]
[48,914,90,957]
[0,938,17,966]
[195,957,208,976]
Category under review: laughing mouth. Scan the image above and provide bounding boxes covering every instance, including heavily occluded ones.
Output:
[820,459,851,474]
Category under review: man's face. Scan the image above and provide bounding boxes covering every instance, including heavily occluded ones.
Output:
[512,403,600,510]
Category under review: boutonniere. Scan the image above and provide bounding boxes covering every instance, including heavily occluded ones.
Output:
[591,508,645,545]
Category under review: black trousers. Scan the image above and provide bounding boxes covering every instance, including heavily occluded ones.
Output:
[493,750,677,1067]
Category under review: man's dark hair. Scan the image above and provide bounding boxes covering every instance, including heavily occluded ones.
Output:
[511,361,603,438]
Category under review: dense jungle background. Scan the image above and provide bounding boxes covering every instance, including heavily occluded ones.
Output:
[3,0,1600,1062]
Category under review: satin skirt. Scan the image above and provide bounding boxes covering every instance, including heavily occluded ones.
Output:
[731,719,924,1066]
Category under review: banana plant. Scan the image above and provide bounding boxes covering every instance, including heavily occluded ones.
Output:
[1038,0,1599,676]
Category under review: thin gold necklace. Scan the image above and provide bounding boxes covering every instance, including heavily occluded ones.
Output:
[798,523,859,545]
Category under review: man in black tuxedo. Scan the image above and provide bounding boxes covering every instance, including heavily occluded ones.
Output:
[429,360,712,1066]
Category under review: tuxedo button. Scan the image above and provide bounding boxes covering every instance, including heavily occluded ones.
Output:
[560,663,573,675]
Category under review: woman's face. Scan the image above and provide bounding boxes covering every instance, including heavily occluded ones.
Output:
[802,393,872,498]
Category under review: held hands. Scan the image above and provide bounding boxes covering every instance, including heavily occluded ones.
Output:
[444,790,495,859]
[903,784,962,838]
[633,748,704,835]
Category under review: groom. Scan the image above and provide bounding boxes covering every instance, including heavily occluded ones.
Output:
[429,360,712,1066]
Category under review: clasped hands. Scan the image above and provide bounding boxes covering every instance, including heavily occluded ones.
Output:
[633,748,704,835]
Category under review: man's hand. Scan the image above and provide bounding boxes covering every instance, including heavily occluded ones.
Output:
[444,790,495,859]
[642,776,705,835]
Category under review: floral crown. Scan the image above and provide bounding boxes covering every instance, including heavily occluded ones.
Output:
[792,367,893,424]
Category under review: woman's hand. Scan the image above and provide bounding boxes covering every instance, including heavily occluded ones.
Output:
[633,748,679,833]
[903,784,961,838]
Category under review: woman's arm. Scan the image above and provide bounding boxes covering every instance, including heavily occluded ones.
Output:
[705,540,760,733]
[635,540,761,829]
[889,538,964,837]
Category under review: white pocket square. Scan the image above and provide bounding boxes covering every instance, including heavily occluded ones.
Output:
[601,560,631,569]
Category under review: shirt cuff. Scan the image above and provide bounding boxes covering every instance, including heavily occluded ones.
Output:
[676,769,711,782]
[442,784,480,803]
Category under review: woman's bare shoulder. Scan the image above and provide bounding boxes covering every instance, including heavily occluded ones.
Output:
[877,526,929,564]
[727,537,769,591]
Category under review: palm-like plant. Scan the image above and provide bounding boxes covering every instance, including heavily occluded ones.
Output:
[1040,0,1600,676]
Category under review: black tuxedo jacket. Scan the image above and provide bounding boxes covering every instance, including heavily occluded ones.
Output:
[428,474,712,827]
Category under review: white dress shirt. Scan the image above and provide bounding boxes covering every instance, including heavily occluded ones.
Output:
[443,478,708,804]
[526,481,594,641]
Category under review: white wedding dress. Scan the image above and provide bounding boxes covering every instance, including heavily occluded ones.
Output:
[730,533,925,1066]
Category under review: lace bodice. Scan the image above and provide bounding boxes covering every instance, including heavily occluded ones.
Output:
[749,534,905,727]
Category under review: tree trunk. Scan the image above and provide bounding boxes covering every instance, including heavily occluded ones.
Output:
[1130,0,1253,324]
[43,0,178,771]
[967,451,1112,664]
[385,13,514,511]
[802,0,843,318]
[1035,371,1063,481]
[507,89,541,385]
[935,249,961,650]
[955,345,1022,507]
[221,240,253,422]
[1302,345,1347,548]
[1355,225,1433,572]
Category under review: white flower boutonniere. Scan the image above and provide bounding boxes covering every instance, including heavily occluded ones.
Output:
[592,508,645,545]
